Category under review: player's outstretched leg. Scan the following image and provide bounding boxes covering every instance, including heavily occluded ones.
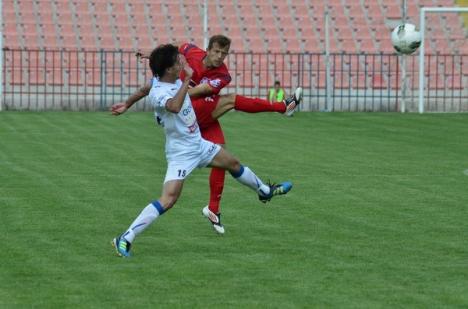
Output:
[283,87,303,117]
[112,234,132,257]
[202,206,225,234]
[111,200,167,257]
[209,148,293,204]
[229,165,293,203]
[212,87,303,119]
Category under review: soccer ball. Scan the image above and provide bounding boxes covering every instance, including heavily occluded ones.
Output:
[391,23,422,55]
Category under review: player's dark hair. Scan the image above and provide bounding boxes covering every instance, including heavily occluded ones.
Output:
[207,35,231,50]
[149,44,179,78]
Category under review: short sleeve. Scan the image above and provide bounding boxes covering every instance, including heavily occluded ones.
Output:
[206,73,232,95]
[179,43,197,56]
[150,88,172,111]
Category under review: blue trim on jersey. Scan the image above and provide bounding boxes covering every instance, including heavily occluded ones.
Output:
[230,165,245,178]
[151,200,166,215]
[131,223,146,231]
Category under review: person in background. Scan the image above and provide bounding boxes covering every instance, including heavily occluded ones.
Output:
[268,81,285,104]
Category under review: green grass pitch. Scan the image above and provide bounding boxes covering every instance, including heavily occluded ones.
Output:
[1,111,467,307]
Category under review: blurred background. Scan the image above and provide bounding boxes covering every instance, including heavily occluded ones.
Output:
[1,0,467,112]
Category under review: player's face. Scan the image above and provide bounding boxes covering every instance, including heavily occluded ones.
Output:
[168,55,183,77]
[206,43,230,68]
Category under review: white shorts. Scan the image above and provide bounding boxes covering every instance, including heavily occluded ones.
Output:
[164,139,221,183]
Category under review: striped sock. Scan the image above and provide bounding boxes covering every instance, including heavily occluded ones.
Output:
[230,165,270,195]
[123,200,166,243]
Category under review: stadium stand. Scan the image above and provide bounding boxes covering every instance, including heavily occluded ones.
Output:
[1,0,467,112]
[1,0,465,53]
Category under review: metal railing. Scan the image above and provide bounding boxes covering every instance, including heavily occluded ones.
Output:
[2,48,467,112]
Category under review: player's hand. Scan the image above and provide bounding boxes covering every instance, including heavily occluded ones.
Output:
[135,51,149,62]
[180,55,193,80]
[110,102,128,116]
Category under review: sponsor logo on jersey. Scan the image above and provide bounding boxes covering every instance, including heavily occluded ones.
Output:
[208,144,217,154]
[182,106,192,116]
[188,122,198,133]
[209,79,221,88]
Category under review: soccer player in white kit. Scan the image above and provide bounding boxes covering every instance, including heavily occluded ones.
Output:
[112,44,292,257]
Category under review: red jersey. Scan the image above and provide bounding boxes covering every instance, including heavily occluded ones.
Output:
[179,43,231,96]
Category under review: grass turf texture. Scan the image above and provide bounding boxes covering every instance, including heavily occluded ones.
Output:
[1,111,467,308]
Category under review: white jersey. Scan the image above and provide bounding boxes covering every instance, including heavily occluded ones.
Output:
[149,77,202,161]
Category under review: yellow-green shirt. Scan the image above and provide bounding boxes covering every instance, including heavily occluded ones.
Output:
[269,88,285,102]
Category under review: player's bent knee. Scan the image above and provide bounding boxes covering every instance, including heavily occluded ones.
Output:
[229,158,241,173]
[160,193,179,210]
[219,93,236,104]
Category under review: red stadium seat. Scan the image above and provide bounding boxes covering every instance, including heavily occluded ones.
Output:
[3,22,19,36]
[265,37,283,53]
[79,36,98,50]
[359,40,377,53]
[98,35,117,50]
[8,69,25,85]
[341,39,357,52]
[284,38,302,53]
[247,38,266,53]
[3,33,23,49]
[47,69,64,86]
[42,35,61,49]
[116,35,135,51]
[61,35,78,50]
[383,4,401,19]
[2,0,466,59]
[134,35,154,50]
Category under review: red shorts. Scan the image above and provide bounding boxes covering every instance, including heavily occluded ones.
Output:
[192,95,225,145]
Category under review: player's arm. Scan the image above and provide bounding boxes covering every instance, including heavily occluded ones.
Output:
[188,84,214,98]
[189,70,232,98]
[136,41,185,60]
[166,56,193,113]
[110,83,151,115]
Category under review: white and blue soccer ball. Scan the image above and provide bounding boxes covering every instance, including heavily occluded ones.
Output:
[391,23,422,55]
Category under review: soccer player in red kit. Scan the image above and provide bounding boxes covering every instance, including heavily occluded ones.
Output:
[111,35,303,234]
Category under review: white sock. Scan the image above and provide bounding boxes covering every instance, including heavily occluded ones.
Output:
[122,201,165,243]
[230,165,270,196]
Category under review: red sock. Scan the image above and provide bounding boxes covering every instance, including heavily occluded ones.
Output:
[234,95,286,113]
[208,168,225,214]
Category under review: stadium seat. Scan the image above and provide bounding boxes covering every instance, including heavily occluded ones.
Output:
[188,24,204,39]
[79,36,98,50]
[382,4,401,19]
[7,69,25,85]
[3,32,22,49]
[76,23,96,38]
[284,38,302,53]
[247,38,267,53]
[47,69,64,86]
[43,34,61,49]
[133,35,153,51]
[1,0,466,99]
[116,35,134,51]
[359,40,377,53]
[3,21,19,36]
[61,35,79,50]
[341,39,358,52]
[265,37,283,53]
